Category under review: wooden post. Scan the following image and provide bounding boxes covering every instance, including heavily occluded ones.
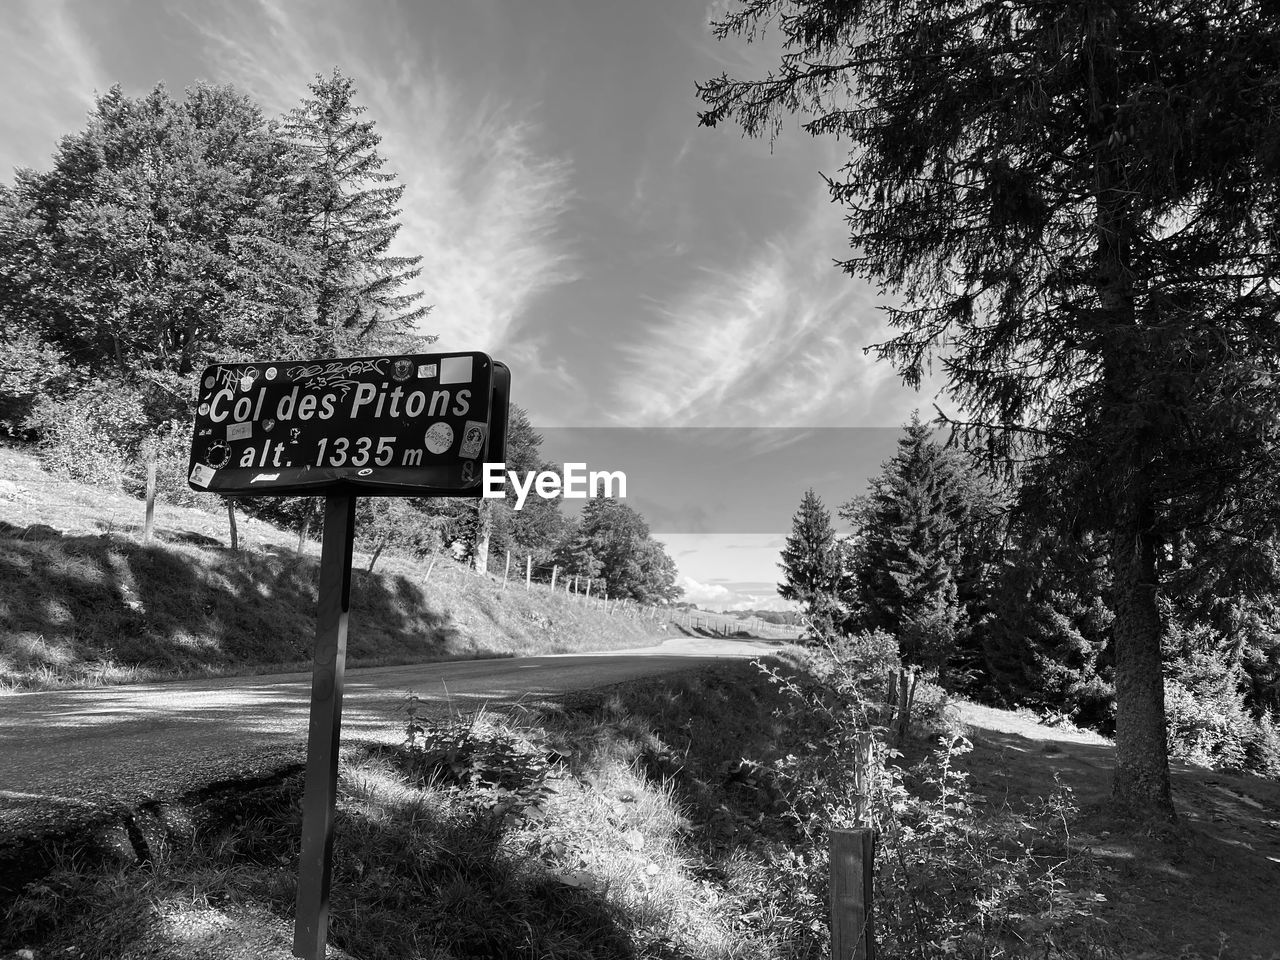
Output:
[830,828,875,960]
[585,578,592,601]
[525,554,531,591]
[293,495,357,960]
[852,732,873,827]
[502,550,511,591]
[226,499,239,552]
[550,564,558,592]
[424,556,437,583]
[143,447,157,544]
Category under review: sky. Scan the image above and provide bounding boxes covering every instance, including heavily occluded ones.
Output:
[0,0,948,610]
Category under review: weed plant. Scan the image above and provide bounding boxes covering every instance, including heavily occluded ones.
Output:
[3,650,1120,960]
[738,633,1105,959]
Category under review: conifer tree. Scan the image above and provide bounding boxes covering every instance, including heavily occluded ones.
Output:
[778,488,843,633]
[844,417,972,673]
[983,530,1114,729]
[698,0,1280,817]
[285,68,430,355]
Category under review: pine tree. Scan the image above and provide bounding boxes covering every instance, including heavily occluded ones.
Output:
[844,417,985,674]
[285,68,430,355]
[778,488,843,634]
[983,530,1115,729]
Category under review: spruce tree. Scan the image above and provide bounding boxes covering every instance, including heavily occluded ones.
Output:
[285,68,430,355]
[984,530,1115,729]
[844,416,983,675]
[778,488,843,633]
[698,0,1280,820]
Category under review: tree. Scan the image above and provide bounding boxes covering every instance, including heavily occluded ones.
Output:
[843,416,993,677]
[698,0,1280,819]
[284,68,430,355]
[983,528,1115,729]
[5,83,316,391]
[555,496,683,604]
[777,488,843,634]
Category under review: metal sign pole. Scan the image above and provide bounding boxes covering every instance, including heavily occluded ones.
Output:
[293,494,357,960]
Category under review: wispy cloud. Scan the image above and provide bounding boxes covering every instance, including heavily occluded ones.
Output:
[180,1,579,358]
[0,0,104,175]
[614,198,910,427]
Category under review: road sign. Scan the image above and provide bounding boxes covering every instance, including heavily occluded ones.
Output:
[187,351,510,496]
[185,350,511,959]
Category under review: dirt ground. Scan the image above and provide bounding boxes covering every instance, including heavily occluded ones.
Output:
[953,699,1280,959]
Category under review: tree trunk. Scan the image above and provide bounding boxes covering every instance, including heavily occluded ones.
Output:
[1088,36,1176,818]
[1110,489,1175,819]
[297,506,313,554]
[474,500,492,575]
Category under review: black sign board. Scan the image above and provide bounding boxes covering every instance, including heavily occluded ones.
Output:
[187,351,509,496]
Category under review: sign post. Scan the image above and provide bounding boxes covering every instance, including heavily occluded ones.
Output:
[293,494,355,960]
[187,351,510,960]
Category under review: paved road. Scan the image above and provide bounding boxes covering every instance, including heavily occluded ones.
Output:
[0,636,777,837]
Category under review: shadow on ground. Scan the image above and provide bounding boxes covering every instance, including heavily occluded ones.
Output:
[0,528,468,687]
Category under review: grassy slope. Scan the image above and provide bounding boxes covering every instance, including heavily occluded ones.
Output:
[0,443,659,690]
[4,660,1278,960]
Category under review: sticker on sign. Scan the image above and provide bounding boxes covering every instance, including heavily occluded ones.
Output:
[186,351,509,497]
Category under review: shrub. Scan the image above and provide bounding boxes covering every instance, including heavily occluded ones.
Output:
[1163,616,1280,775]
[397,699,557,822]
[25,381,151,488]
[749,642,1099,959]
[0,327,72,435]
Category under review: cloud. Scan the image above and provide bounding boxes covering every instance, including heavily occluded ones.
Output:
[676,574,736,606]
[613,197,910,428]
[677,575,796,612]
[0,0,104,175]
[179,1,579,359]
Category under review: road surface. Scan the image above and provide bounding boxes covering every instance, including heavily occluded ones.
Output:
[0,636,777,838]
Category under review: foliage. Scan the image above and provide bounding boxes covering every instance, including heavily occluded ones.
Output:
[0,325,72,436]
[356,497,444,572]
[748,642,1099,959]
[777,488,843,637]
[697,0,1280,816]
[4,82,317,388]
[1162,612,1280,776]
[982,529,1115,731]
[283,68,431,355]
[24,379,151,488]
[843,416,1000,678]
[482,406,571,571]
[400,699,557,822]
[554,495,682,604]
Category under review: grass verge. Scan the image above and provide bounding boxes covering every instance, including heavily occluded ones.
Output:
[0,444,660,690]
[7,650,1276,959]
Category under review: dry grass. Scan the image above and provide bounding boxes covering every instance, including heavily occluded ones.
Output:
[3,660,1280,958]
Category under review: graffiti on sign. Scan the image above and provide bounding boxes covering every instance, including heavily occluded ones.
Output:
[187,351,509,497]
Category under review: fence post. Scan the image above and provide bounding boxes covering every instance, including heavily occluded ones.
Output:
[585,578,592,601]
[143,445,157,544]
[502,550,511,591]
[550,565,558,593]
[525,555,532,591]
[830,828,875,960]
[226,499,239,552]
